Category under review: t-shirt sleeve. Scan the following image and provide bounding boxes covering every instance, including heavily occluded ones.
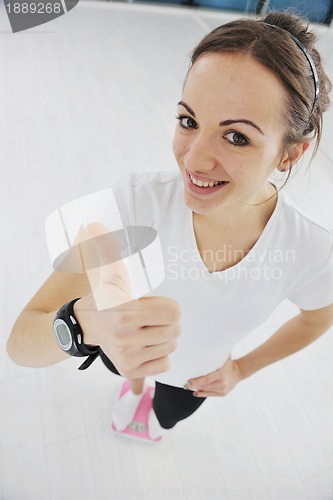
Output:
[288,243,333,310]
[111,170,172,229]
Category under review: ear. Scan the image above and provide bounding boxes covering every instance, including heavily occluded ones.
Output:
[278,142,310,172]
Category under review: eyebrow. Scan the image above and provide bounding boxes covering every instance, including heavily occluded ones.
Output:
[220,119,264,136]
[177,101,265,136]
[178,101,196,117]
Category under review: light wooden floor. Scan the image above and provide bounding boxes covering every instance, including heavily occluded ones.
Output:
[1,2,333,499]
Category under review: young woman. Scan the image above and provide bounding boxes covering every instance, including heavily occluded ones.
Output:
[7,11,333,443]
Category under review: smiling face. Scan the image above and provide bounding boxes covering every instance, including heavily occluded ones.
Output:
[172,52,292,218]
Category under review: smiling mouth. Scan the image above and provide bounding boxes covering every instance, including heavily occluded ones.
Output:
[189,173,228,188]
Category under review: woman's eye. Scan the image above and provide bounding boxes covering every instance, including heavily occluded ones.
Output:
[224,132,249,146]
[176,115,198,129]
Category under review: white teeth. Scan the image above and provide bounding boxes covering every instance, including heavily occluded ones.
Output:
[189,174,225,188]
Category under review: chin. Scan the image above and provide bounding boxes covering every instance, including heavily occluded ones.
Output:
[183,193,215,215]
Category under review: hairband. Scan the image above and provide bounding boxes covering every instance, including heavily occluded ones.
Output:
[265,23,319,117]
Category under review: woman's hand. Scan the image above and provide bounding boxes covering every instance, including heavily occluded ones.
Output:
[184,356,243,397]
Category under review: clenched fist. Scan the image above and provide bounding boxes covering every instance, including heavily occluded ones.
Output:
[74,222,181,378]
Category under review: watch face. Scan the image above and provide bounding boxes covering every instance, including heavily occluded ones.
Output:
[54,319,73,351]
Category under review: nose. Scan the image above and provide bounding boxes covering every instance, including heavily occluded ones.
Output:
[184,132,219,173]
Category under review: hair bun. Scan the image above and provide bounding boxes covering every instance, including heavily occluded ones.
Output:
[262,10,315,46]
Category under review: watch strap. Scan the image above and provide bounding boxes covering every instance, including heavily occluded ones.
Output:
[78,351,101,370]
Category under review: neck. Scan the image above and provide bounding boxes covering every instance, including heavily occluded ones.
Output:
[193,182,278,231]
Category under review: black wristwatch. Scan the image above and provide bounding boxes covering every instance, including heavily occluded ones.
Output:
[53,298,100,370]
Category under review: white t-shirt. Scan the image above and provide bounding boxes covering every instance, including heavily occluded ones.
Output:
[109,170,333,387]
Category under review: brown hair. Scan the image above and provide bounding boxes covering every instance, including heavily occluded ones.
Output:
[186,11,331,174]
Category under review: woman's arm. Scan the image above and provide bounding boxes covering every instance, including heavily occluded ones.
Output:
[6,270,92,367]
[6,263,181,377]
[236,303,333,379]
[185,303,333,397]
